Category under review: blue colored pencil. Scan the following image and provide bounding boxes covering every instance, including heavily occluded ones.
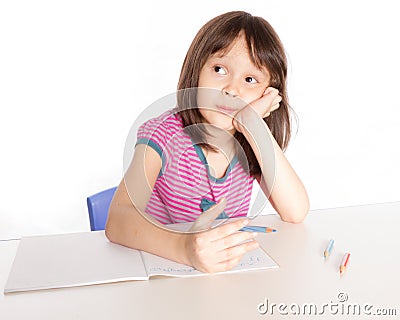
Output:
[239,226,277,233]
[324,239,334,259]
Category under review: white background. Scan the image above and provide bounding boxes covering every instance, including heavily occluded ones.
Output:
[1,0,399,239]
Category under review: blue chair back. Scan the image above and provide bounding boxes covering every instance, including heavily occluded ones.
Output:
[87,187,117,231]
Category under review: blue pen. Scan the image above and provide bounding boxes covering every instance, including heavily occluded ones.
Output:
[239,226,277,233]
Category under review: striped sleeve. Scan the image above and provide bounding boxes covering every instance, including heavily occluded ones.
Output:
[136,117,169,158]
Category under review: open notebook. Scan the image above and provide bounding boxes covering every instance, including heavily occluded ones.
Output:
[4,230,278,293]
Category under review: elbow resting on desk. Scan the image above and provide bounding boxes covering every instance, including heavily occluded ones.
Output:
[104,221,122,245]
[269,194,310,224]
[104,203,142,250]
[279,202,310,224]
[105,221,131,249]
[280,210,308,224]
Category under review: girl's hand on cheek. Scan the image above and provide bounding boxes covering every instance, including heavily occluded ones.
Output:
[232,87,281,133]
[184,218,259,273]
[257,87,282,118]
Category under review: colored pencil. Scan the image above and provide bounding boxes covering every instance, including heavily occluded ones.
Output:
[239,226,277,233]
[340,252,351,274]
[324,239,335,259]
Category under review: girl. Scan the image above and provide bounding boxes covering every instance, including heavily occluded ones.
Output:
[106,11,309,273]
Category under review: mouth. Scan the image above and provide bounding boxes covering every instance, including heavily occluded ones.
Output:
[216,105,236,114]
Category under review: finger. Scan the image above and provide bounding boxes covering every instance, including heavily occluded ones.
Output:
[251,87,279,109]
[210,256,242,273]
[189,198,227,232]
[212,230,258,252]
[271,102,281,113]
[272,95,282,106]
[263,86,279,97]
[199,257,243,274]
[262,87,280,102]
[215,240,260,271]
[263,103,280,118]
[206,218,249,241]
[250,87,279,114]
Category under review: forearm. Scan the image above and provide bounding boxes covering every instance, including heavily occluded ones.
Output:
[105,185,191,266]
[105,184,260,273]
[235,110,309,222]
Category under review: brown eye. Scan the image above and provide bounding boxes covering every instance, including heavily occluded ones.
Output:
[245,76,257,83]
[214,66,226,75]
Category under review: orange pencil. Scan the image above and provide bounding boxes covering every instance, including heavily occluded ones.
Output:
[340,252,350,274]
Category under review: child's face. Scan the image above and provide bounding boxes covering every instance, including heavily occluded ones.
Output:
[197,33,270,133]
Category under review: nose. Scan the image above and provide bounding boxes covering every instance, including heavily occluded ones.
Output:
[222,80,239,98]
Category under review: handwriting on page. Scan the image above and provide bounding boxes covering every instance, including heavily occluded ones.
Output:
[236,255,263,268]
[141,245,277,277]
[147,266,198,273]
[147,255,265,274]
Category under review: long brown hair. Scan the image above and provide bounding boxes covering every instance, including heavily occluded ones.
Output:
[177,11,292,177]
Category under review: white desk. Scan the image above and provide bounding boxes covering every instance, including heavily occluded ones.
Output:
[1,202,399,319]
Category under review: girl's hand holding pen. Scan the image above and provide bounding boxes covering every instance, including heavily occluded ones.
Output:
[185,198,259,273]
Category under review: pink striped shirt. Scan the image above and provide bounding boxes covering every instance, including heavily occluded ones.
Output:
[136,109,254,224]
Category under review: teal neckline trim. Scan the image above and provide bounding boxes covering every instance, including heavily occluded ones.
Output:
[193,144,238,183]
